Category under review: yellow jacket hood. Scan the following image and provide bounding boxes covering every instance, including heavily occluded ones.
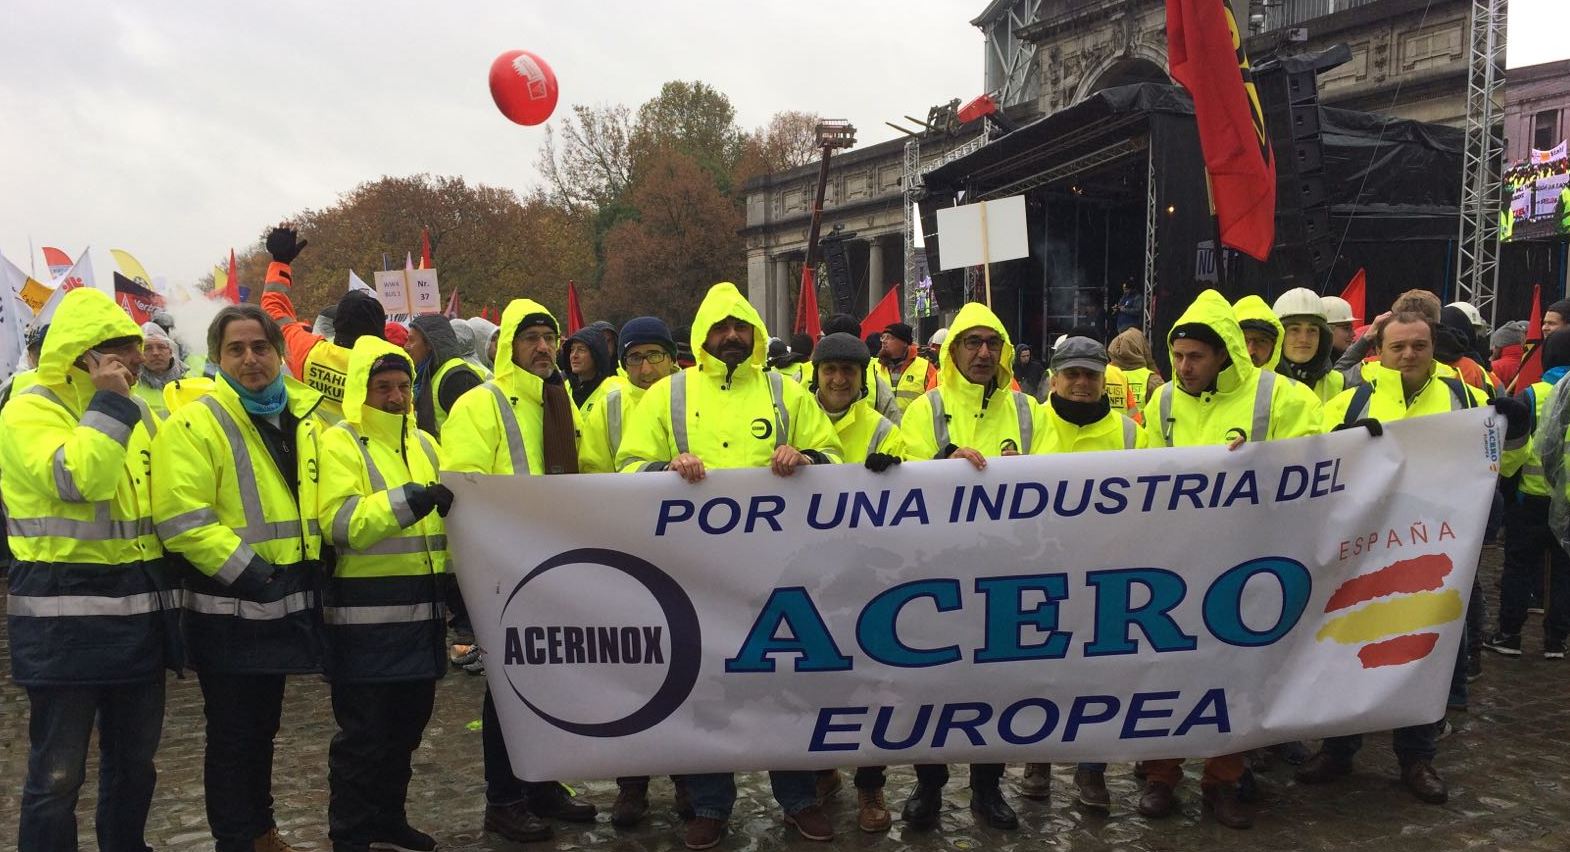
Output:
[1168,289,1254,394]
[691,282,769,376]
[342,336,415,436]
[1233,294,1283,371]
[938,302,1015,392]
[493,298,559,401]
[37,287,143,386]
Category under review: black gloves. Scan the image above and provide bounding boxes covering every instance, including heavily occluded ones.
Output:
[405,483,456,521]
[427,483,455,517]
[1331,418,1384,437]
[865,452,902,473]
[230,554,281,598]
[1491,395,1530,440]
[266,226,308,264]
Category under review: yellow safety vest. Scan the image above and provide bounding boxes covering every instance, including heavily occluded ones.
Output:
[304,341,351,423]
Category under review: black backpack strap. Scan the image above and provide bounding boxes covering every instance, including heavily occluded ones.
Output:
[1440,377,1475,409]
[1341,383,1376,428]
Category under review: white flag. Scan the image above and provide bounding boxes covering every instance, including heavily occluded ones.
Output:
[348,270,373,293]
[0,252,33,385]
[37,248,94,325]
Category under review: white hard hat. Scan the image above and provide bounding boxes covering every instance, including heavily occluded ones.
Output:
[928,328,948,346]
[1321,295,1356,325]
[1053,333,1068,350]
[1446,301,1488,333]
[1272,287,1327,321]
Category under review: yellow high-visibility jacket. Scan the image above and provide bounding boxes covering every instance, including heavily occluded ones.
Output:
[318,337,448,683]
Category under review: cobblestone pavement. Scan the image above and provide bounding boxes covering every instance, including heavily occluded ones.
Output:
[2,546,1568,850]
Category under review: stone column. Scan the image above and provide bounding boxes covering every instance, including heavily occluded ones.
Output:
[867,235,885,310]
[775,258,794,335]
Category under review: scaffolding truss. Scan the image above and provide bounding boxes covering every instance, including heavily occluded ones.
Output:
[979,0,1043,108]
[1455,0,1507,324]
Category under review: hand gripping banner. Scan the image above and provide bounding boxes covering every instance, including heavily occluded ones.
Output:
[445,409,1501,781]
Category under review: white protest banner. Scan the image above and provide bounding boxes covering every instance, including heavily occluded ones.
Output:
[1533,172,1568,219]
[935,194,1029,271]
[408,268,441,315]
[446,410,1499,781]
[373,269,411,315]
[1530,140,1568,164]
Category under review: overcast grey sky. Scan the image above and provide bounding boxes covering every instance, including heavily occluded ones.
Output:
[1,0,1565,285]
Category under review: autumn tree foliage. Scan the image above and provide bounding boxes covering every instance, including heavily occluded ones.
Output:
[247,81,836,331]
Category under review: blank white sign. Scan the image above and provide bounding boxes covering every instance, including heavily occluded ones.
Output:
[935,195,1029,271]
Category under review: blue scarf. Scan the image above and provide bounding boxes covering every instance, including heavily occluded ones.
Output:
[219,370,288,416]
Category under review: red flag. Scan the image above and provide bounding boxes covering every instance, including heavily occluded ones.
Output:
[860,284,902,339]
[566,280,586,334]
[794,267,822,340]
[113,272,164,324]
[444,288,461,318]
[224,248,240,303]
[41,246,73,279]
[420,227,433,270]
[1166,0,1277,260]
[1339,267,1367,324]
[1512,284,1545,392]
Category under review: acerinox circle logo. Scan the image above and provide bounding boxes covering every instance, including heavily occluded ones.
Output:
[751,417,773,440]
[499,547,700,737]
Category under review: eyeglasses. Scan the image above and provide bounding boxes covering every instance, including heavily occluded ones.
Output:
[518,331,559,348]
[625,351,670,367]
[960,335,1006,352]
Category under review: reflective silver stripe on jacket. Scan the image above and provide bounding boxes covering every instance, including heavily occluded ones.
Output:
[215,542,258,585]
[81,409,133,446]
[670,371,789,455]
[7,503,154,541]
[184,590,315,621]
[927,389,950,455]
[1121,415,1138,449]
[330,421,440,552]
[156,507,220,540]
[8,591,181,618]
[132,395,158,440]
[197,396,307,543]
[1251,371,1276,442]
[485,383,530,473]
[323,602,442,626]
[1158,372,1276,446]
[606,388,624,457]
[51,448,86,502]
[352,534,447,556]
[866,417,895,458]
[925,388,1031,455]
[1159,385,1174,446]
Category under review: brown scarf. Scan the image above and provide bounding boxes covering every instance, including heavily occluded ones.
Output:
[540,372,579,475]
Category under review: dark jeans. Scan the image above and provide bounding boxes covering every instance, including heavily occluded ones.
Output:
[855,766,886,790]
[328,680,437,844]
[1500,495,1570,641]
[20,682,165,852]
[682,771,816,819]
[914,763,1004,789]
[1323,722,1437,766]
[199,672,285,851]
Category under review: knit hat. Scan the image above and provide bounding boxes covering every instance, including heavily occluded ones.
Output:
[368,352,412,379]
[1490,320,1527,350]
[1171,322,1226,351]
[333,290,387,349]
[1237,318,1279,339]
[618,316,677,366]
[883,323,914,345]
[812,332,871,368]
[516,311,557,335]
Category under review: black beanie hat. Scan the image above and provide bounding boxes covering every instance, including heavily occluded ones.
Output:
[883,323,914,345]
[1171,322,1226,352]
[334,291,387,349]
[368,353,412,381]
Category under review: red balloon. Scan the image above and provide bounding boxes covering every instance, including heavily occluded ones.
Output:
[489,50,559,126]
